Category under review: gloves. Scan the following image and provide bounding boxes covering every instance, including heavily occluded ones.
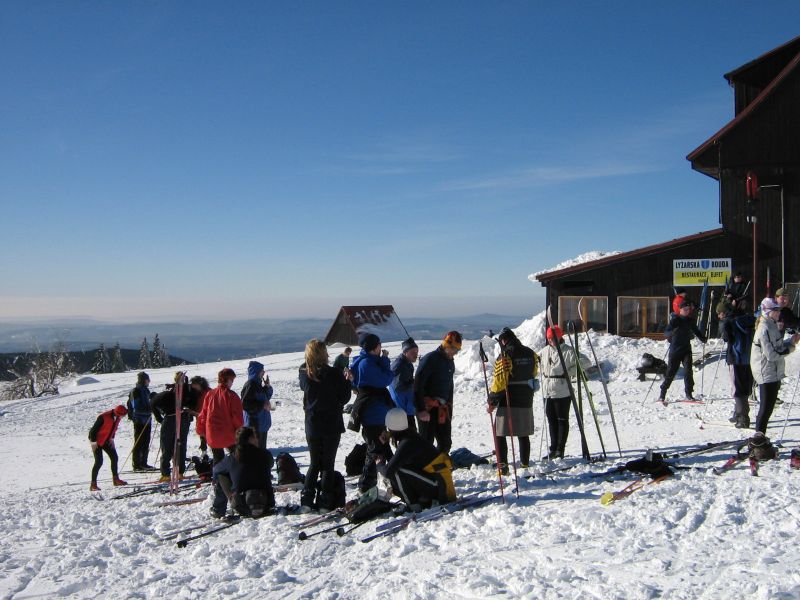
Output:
[90,441,98,451]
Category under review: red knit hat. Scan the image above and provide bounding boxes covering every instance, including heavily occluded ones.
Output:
[113,405,128,417]
[218,368,236,384]
[546,326,563,341]
[442,331,463,351]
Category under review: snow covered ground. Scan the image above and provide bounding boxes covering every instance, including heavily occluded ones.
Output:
[1,323,800,599]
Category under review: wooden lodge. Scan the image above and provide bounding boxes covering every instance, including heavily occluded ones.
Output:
[535,35,800,338]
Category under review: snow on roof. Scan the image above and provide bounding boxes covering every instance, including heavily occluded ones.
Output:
[528,250,621,282]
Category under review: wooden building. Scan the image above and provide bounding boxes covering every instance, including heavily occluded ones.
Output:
[535,35,800,338]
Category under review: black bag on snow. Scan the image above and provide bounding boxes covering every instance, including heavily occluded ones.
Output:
[191,454,213,480]
[624,453,674,479]
[317,470,347,509]
[748,433,777,461]
[275,452,304,485]
[450,447,490,470]
[345,443,368,476]
[348,497,395,523]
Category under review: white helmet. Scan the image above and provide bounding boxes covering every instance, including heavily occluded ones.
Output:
[385,408,409,432]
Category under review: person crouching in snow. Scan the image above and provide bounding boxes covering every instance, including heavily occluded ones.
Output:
[196,368,243,465]
[210,426,275,519]
[389,338,419,432]
[88,405,128,491]
[241,361,274,451]
[376,408,456,511]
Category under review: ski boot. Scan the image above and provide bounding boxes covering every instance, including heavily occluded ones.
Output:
[157,475,171,483]
[113,477,127,487]
[90,482,100,492]
[791,449,800,470]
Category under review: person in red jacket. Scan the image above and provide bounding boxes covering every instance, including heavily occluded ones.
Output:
[190,376,211,456]
[196,368,243,464]
[89,405,128,491]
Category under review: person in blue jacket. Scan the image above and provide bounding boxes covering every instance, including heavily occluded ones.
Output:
[129,372,154,471]
[241,361,274,451]
[347,332,395,492]
[389,338,419,432]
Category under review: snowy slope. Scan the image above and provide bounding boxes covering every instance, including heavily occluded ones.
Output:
[1,333,800,599]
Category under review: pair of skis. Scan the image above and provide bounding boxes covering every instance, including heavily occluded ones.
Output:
[600,474,671,505]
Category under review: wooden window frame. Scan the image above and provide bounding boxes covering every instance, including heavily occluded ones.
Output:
[557,295,609,333]
[617,296,670,339]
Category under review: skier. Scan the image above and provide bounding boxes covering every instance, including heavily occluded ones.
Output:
[210,426,275,519]
[750,299,800,433]
[414,331,462,455]
[488,327,537,471]
[540,326,578,459]
[333,347,352,372]
[658,301,707,403]
[298,339,352,511]
[241,361,274,451]
[725,272,749,303]
[152,372,192,482]
[88,405,128,491]
[129,371,154,471]
[377,407,456,510]
[196,368,243,464]
[389,338,419,431]
[719,301,756,428]
[347,332,395,492]
[189,376,211,455]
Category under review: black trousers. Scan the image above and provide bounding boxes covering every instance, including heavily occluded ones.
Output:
[417,408,452,454]
[160,414,190,476]
[732,365,754,426]
[91,443,119,482]
[756,381,781,434]
[360,424,392,492]
[388,468,445,507]
[132,420,151,469]
[660,351,694,397]
[545,396,571,455]
[496,436,531,466]
[302,433,341,508]
[211,447,227,465]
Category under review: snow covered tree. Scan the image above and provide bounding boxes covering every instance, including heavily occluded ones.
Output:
[160,344,171,368]
[91,344,111,374]
[151,334,164,368]
[110,343,126,373]
[138,338,152,369]
[1,339,75,400]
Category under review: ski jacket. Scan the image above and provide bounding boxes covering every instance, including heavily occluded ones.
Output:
[88,409,122,447]
[151,385,195,422]
[194,389,209,431]
[380,431,441,480]
[750,316,795,384]
[196,385,244,449]
[241,362,272,434]
[350,351,394,427]
[130,385,152,424]
[213,445,273,493]
[721,312,756,366]
[489,343,537,408]
[539,343,578,399]
[413,346,455,411]
[299,363,351,437]
[332,353,350,371]
[389,354,416,416]
[726,281,748,300]
[664,315,706,356]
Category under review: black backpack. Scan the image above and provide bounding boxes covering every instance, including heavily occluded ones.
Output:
[191,455,213,480]
[748,433,777,461]
[345,443,367,476]
[275,453,304,485]
[126,389,135,421]
[450,447,490,470]
[317,470,347,510]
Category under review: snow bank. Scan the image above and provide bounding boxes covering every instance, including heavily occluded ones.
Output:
[528,250,621,282]
[73,376,100,386]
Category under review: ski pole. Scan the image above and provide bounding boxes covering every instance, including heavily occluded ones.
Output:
[119,417,153,473]
[479,342,506,504]
[502,383,520,497]
[776,374,800,447]
[176,519,240,547]
[538,394,547,463]
[583,329,622,458]
[568,323,607,458]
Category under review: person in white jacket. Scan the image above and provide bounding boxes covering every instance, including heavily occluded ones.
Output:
[539,326,582,459]
[750,299,800,433]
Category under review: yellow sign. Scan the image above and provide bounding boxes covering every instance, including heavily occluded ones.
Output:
[673,258,732,286]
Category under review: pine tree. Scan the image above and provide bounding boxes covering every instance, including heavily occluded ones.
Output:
[111,342,126,373]
[151,334,163,369]
[91,343,111,374]
[138,337,152,369]
[160,344,171,368]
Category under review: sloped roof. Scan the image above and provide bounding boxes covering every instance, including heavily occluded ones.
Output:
[724,34,800,85]
[535,228,725,282]
[324,305,409,345]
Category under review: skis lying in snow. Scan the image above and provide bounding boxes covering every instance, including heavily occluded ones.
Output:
[361,495,500,543]
[600,475,670,505]
[155,496,208,507]
[711,455,747,475]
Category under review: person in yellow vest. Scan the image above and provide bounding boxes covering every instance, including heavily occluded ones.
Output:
[376,408,456,510]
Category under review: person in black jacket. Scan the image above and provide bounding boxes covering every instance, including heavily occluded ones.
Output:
[658,302,707,403]
[152,371,193,482]
[298,339,352,510]
[719,300,756,428]
[210,426,275,518]
[377,408,456,510]
[488,328,537,469]
[129,371,154,471]
[414,331,461,454]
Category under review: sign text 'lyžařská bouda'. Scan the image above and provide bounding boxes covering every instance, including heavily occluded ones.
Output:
[673,258,732,286]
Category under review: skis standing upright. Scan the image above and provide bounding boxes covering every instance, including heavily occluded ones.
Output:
[546,306,591,461]
[170,373,184,495]
[567,321,606,459]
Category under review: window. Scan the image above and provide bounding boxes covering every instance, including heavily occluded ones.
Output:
[617,297,670,338]
[558,296,608,333]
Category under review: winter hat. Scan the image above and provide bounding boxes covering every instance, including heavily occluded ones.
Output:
[442,331,463,351]
[113,405,128,417]
[218,368,236,384]
[546,326,563,341]
[137,371,150,385]
[385,408,409,432]
[358,332,381,352]
[762,298,781,313]
[401,337,418,353]
[715,301,730,315]
[497,327,516,344]
[775,288,788,298]
[247,361,265,380]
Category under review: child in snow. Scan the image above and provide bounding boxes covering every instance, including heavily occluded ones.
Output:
[88,405,128,491]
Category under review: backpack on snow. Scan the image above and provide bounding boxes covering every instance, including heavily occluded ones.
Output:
[347,487,395,523]
[191,454,213,480]
[344,443,368,476]
[450,447,490,470]
[636,353,668,381]
[623,453,674,479]
[275,453,304,485]
[316,470,347,509]
[748,433,777,461]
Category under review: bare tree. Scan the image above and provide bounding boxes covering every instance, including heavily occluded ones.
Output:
[0,339,76,401]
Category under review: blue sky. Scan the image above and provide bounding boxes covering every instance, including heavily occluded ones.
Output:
[2,2,799,320]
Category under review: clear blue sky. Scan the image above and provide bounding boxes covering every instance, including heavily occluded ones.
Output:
[2,2,799,320]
